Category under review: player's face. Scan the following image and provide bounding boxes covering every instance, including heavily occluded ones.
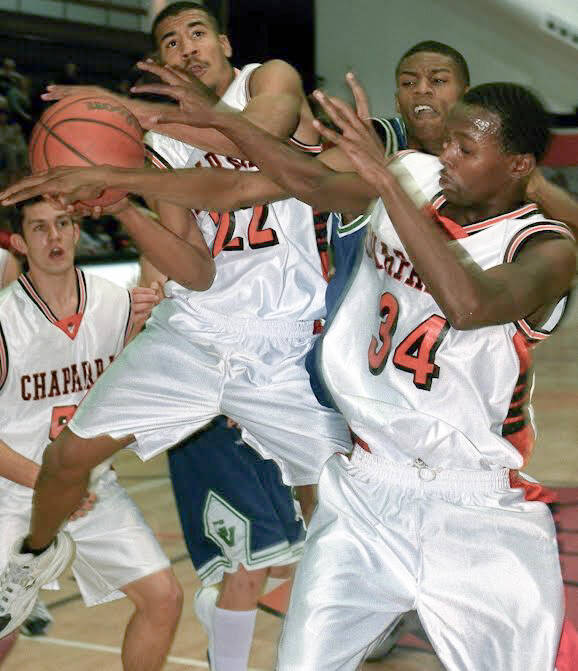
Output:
[396,52,466,153]
[155,9,233,97]
[16,201,79,275]
[438,104,514,207]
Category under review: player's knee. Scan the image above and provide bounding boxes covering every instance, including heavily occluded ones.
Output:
[134,570,183,623]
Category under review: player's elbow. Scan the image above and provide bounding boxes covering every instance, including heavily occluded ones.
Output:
[182,258,216,292]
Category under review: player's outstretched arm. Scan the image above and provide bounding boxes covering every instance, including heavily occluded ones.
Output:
[133,59,306,159]
[0,165,287,213]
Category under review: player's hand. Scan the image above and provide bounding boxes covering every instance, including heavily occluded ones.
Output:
[42,84,110,102]
[312,76,394,189]
[68,491,97,521]
[130,283,162,326]
[0,167,109,208]
[132,61,220,128]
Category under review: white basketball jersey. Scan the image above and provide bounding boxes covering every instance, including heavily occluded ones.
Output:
[320,151,574,471]
[0,270,131,498]
[145,64,327,322]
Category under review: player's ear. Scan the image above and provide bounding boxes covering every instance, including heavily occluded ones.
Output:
[72,222,81,246]
[509,153,535,181]
[219,34,232,59]
[10,233,27,256]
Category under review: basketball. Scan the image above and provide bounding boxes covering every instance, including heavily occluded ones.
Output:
[28,95,145,207]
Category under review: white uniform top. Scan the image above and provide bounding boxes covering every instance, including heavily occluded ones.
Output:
[145,64,327,323]
[0,270,131,499]
[319,151,574,471]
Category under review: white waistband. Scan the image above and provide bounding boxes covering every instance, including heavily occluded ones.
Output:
[184,302,320,337]
[350,446,510,492]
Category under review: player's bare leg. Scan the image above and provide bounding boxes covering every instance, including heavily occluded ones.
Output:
[0,631,18,665]
[121,568,183,671]
[26,428,134,551]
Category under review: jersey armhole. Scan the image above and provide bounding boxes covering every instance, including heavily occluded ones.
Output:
[505,221,575,341]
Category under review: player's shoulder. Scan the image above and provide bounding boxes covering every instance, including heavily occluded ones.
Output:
[370,116,408,155]
[84,271,128,302]
[144,129,195,170]
[395,149,442,190]
[248,59,303,94]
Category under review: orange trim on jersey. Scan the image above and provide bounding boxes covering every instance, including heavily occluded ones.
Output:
[429,199,542,237]
[18,268,87,340]
[463,203,539,234]
[145,147,170,171]
[425,204,467,240]
[502,331,535,466]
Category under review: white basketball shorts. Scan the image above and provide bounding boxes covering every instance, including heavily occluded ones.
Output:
[277,448,564,670]
[70,300,351,485]
[0,471,170,607]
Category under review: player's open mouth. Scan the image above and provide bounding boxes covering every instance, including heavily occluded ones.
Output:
[413,105,437,118]
[49,247,64,258]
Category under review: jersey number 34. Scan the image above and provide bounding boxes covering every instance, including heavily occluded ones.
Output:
[368,292,449,391]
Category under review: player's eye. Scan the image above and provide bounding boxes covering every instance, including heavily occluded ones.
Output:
[191,30,204,38]
[400,80,415,88]
[433,78,448,85]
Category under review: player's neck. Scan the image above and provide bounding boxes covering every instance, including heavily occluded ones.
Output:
[214,63,236,98]
[26,265,79,318]
[446,193,528,227]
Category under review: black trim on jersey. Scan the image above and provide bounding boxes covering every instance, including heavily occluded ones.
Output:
[144,144,172,170]
[0,321,8,392]
[123,288,133,344]
[505,223,574,264]
[18,268,86,327]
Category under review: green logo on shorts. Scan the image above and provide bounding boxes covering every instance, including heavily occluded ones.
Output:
[215,522,236,547]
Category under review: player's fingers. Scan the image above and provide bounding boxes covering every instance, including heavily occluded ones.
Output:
[136,60,183,86]
[313,90,349,131]
[312,119,343,147]
[346,72,371,120]
[163,64,191,83]
[41,85,86,101]
[131,83,182,100]
[327,95,366,132]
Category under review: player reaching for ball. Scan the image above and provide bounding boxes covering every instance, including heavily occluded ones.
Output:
[0,6,353,669]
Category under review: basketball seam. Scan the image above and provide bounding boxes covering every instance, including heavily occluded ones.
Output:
[39,118,98,167]
[49,117,144,150]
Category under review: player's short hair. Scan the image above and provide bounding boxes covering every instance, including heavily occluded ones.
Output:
[8,196,45,236]
[396,41,470,87]
[463,83,551,162]
[151,1,223,45]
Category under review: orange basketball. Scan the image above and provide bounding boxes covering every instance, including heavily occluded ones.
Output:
[29,95,145,207]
